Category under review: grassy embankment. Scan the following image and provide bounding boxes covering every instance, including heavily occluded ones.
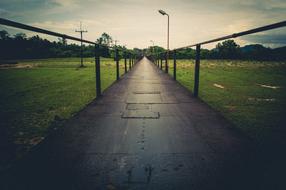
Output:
[0,57,126,169]
[1,57,286,170]
[168,59,286,145]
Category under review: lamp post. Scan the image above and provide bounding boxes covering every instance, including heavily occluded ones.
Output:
[158,9,169,73]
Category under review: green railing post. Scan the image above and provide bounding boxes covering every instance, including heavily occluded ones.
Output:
[160,56,163,69]
[173,50,177,80]
[194,44,201,97]
[129,53,131,70]
[165,52,168,73]
[124,51,127,73]
[116,48,119,80]
[95,44,101,96]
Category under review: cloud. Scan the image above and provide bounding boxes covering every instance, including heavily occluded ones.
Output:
[241,34,286,44]
[0,0,59,11]
[48,0,80,12]
[0,0,285,48]
[0,8,11,17]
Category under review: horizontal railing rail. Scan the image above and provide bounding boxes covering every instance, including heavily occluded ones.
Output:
[0,18,143,97]
[0,18,96,45]
[150,20,286,97]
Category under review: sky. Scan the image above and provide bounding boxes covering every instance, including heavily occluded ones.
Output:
[0,0,285,49]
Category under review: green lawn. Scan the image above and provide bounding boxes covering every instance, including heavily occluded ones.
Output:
[2,57,286,170]
[168,59,286,145]
[0,57,128,169]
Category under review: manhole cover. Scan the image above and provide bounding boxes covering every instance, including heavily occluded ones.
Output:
[121,110,160,119]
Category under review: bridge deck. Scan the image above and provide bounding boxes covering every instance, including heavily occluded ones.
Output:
[4,57,254,189]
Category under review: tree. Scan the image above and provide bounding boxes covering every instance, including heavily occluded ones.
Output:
[97,32,113,47]
[143,46,165,57]
[216,40,241,59]
[96,33,114,57]
[2,30,285,61]
[0,30,11,40]
[58,37,67,45]
[14,33,26,40]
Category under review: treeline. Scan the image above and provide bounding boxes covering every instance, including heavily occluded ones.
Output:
[1,29,285,61]
[0,30,139,60]
[153,40,286,61]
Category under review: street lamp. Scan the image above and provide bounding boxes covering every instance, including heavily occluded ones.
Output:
[158,9,169,73]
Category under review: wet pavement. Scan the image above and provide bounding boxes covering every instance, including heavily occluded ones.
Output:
[2,57,256,190]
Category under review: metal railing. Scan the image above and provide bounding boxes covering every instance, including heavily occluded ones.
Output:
[151,20,286,97]
[0,18,142,97]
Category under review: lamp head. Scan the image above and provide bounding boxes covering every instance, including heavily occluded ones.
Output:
[158,10,167,15]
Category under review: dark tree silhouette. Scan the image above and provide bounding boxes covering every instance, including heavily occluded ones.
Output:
[216,40,241,59]
[0,30,285,61]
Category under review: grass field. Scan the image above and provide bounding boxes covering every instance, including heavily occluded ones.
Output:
[168,59,286,145]
[1,57,286,171]
[0,57,127,170]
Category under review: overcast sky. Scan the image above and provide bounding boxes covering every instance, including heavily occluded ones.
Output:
[0,0,285,49]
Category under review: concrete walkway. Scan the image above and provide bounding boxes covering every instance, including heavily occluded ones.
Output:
[3,57,254,190]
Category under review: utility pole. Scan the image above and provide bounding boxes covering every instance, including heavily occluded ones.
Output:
[75,21,87,67]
